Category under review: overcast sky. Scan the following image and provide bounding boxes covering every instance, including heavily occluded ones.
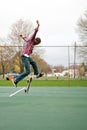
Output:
[0,0,87,66]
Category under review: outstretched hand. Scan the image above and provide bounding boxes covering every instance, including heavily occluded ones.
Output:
[36,20,39,25]
[19,34,23,38]
[36,20,40,28]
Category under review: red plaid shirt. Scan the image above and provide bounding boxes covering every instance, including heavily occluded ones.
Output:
[20,29,38,57]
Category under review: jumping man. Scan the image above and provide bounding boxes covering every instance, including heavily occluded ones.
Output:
[10,20,44,87]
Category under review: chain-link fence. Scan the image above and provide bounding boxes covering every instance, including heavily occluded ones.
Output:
[0,45,87,80]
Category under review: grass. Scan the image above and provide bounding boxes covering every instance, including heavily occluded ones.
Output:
[0,79,87,87]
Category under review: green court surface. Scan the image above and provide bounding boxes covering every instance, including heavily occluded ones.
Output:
[0,87,87,130]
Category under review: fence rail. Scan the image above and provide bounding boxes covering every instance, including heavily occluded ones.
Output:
[0,45,87,80]
[0,45,87,47]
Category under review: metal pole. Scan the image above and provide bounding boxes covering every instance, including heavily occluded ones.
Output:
[74,42,76,79]
[68,46,70,86]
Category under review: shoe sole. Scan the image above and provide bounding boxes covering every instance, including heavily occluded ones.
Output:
[11,79,17,87]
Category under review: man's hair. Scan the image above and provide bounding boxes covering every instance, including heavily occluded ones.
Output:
[34,37,41,45]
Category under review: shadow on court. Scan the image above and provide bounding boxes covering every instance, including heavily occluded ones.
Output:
[0,87,87,130]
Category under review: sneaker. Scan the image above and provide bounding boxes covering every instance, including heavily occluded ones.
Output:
[9,76,17,87]
[12,79,18,87]
[36,73,44,78]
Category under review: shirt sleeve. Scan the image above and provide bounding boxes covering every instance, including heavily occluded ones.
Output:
[22,29,38,43]
[29,29,38,42]
[22,37,29,42]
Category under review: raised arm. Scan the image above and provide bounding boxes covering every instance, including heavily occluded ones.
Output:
[19,20,40,42]
[30,20,40,41]
[36,20,40,31]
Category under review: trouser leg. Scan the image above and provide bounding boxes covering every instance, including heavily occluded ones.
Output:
[16,56,30,83]
[29,57,39,75]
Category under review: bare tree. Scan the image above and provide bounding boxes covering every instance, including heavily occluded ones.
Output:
[79,62,86,76]
[32,54,51,73]
[0,44,14,78]
[7,19,34,73]
[76,11,87,62]
[8,19,34,55]
[9,19,34,45]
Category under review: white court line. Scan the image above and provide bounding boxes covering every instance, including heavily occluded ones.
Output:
[9,87,25,97]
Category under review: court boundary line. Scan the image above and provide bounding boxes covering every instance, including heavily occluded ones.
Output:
[9,87,25,97]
